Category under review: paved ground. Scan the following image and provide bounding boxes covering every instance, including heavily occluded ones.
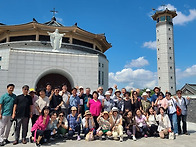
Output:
[4,122,196,147]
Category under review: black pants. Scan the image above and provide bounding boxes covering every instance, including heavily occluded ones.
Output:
[177,114,187,134]
[31,115,39,126]
[149,124,158,136]
[93,116,99,130]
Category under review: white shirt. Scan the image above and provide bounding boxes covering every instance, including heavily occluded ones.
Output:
[167,98,177,114]
[147,115,157,126]
[59,91,70,109]
[156,114,171,132]
[98,93,104,103]
[82,117,94,129]
[178,97,183,105]
[34,96,49,115]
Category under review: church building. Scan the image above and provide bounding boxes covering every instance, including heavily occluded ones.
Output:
[0,16,111,95]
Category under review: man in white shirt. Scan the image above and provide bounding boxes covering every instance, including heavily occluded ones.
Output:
[59,84,70,117]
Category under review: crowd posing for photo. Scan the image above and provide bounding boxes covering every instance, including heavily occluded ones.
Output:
[0,83,190,146]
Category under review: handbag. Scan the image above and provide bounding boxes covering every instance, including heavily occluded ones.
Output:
[85,130,94,141]
[176,106,182,116]
[169,132,175,140]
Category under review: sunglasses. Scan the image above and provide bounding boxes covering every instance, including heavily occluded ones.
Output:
[24,89,29,91]
[59,115,64,117]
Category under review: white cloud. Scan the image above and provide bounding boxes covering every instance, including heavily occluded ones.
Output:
[176,65,196,80]
[125,57,149,68]
[56,17,63,22]
[143,41,156,50]
[109,68,157,90]
[158,4,196,25]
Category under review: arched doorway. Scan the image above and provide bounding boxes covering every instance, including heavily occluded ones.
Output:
[36,73,72,92]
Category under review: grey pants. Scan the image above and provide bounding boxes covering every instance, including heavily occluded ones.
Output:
[0,116,12,143]
[15,117,29,141]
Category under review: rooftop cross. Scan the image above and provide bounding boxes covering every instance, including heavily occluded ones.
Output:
[50,8,58,17]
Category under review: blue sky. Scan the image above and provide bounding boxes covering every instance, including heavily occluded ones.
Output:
[1,0,196,90]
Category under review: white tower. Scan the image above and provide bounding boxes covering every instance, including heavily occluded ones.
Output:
[152,8,177,94]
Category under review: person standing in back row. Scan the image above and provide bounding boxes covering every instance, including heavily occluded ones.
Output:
[0,84,16,146]
[12,85,33,145]
[174,90,190,135]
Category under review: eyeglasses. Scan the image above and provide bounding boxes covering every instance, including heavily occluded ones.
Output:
[59,115,64,117]
[24,89,29,91]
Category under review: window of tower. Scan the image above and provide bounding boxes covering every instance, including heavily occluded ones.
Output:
[171,87,173,89]
[157,39,159,42]
[157,30,159,32]
[159,77,161,80]
[158,67,160,70]
[169,47,171,50]
[157,18,159,23]
[169,37,171,40]
[170,57,172,60]
[170,66,172,69]
[158,48,160,51]
[166,16,171,22]
[160,16,165,22]
[171,76,173,79]
[158,57,160,60]
[168,28,171,31]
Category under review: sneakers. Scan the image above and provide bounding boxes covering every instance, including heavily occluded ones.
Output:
[144,134,148,138]
[77,135,81,141]
[132,135,136,141]
[119,137,123,142]
[0,142,5,146]
[4,139,10,144]
[35,143,41,147]
[175,133,179,136]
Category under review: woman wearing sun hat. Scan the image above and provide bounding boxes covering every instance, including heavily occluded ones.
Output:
[97,111,112,140]
[141,92,151,116]
[82,110,96,137]
[110,107,123,142]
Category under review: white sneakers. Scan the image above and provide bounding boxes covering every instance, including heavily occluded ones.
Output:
[132,135,136,141]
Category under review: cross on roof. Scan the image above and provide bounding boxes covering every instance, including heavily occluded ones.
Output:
[50,8,58,17]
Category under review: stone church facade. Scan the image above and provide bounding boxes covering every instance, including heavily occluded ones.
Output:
[0,17,111,95]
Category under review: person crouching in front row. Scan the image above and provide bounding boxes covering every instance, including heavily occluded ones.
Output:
[67,107,81,141]
[110,107,124,142]
[82,110,96,137]
[30,106,50,147]
[97,111,112,140]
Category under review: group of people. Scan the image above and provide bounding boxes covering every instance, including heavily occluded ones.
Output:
[0,83,190,146]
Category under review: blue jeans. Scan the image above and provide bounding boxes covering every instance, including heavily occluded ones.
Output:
[169,112,178,134]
